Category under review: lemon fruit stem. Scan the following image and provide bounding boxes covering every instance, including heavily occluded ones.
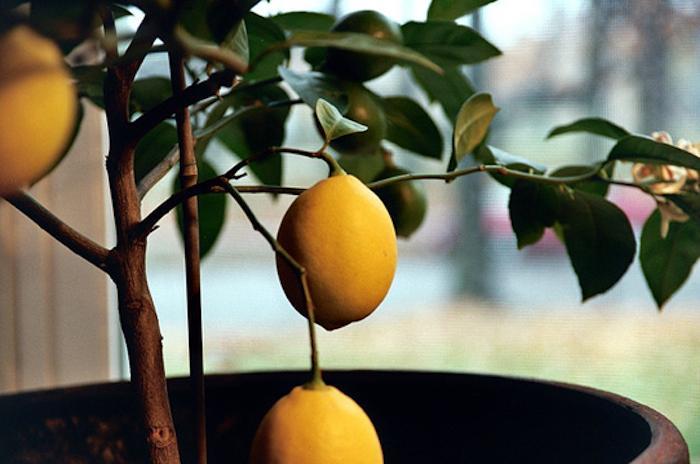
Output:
[220,183,324,387]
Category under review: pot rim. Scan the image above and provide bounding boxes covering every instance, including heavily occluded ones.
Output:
[0,369,690,464]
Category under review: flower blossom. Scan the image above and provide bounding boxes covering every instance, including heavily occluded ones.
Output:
[631,131,699,238]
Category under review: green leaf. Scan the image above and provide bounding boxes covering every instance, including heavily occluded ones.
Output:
[72,65,105,108]
[174,161,227,259]
[508,181,561,249]
[550,164,609,197]
[111,5,132,19]
[338,153,385,183]
[271,11,335,33]
[131,77,172,115]
[640,210,700,308]
[427,0,497,21]
[30,0,98,53]
[402,21,501,68]
[217,119,283,186]
[222,20,249,65]
[547,117,630,140]
[278,67,347,111]
[382,96,443,159]
[411,66,474,123]
[211,85,290,186]
[245,12,289,81]
[667,194,700,226]
[559,191,636,301]
[280,30,442,74]
[207,0,262,42]
[316,99,367,142]
[134,122,177,184]
[450,93,499,169]
[608,135,700,171]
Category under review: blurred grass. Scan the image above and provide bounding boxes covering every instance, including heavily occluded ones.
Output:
[164,301,700,461]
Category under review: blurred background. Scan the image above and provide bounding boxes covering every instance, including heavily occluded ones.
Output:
[141,0,700,458]
[1,0,699,460]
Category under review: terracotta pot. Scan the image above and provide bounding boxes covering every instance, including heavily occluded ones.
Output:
[0,371,689,463]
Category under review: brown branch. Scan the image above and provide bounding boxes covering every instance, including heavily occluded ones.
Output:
[169,51,207,464]
[131,69,236,141]
[221,183,322,385]
[4,192,110,272]
[137,146,180,199]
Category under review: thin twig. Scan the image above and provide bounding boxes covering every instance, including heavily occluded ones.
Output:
[169,51,207,464]
[99,7,118,62]
[137,146,180,199]
[221,183,322,385]
[4,192,110,272]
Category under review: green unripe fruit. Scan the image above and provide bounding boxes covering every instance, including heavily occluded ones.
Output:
[373,166,428,238]
[324,10,403,82]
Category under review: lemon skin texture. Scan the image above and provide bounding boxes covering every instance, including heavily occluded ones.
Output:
[373,166,428,238]
[276,174,397,330]
[249,385,384,464]
[324,10,403,82]
[0,26,77,195]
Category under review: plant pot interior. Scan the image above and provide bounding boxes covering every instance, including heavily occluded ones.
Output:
[0,370,688,463]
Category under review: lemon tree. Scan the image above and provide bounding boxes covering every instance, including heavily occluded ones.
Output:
[3,2,700,464]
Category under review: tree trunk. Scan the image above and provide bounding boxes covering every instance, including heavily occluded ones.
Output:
[106,146,181,464]
[104,61,181,462]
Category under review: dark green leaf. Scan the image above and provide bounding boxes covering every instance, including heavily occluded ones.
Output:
[402,21,501,67]
[667,194,700,226]
[550,164,609,197]
[427,0,497,20]
[271,11,335,33]
[174,161,227,259]
[211,85,289,186]
[278,67,347,111]
[508,181,562,249]
[411,66,474,123]
[382,96,443,159]
[338,152,385,183]
[72,65,105,108]
[207,0,262,42]
[315,99,367,142]
[280,30,442,74]
[131,77,171,115]
[217,119,283,186]
[245,12,288,81]
[111,4,133,19]
[547,117,630,140]
[30,0,98,52]
[134,122,177,184]
[640,210,700,308]
[608,135,700,171]
[179,0,212,40]
[559,191,636,301]
[449,93,499,169]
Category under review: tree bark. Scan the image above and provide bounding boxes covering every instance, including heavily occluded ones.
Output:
[104,62,181,463]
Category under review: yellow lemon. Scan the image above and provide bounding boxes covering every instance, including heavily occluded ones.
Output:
[276,174,397,330]
[0,25,78,195]
[249,385,383,464]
